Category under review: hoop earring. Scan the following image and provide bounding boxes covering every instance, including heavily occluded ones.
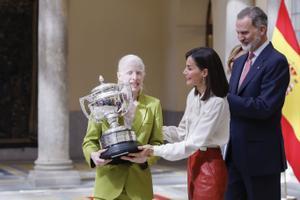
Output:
[202,77,206,85]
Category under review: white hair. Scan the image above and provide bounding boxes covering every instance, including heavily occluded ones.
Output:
[117,54,145,72]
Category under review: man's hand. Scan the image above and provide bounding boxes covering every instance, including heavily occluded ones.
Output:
[90,149,112,166]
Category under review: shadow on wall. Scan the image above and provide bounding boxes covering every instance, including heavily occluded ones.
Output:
[69,111,88,160]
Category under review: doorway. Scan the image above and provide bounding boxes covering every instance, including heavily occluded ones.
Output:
[0,0,38,148]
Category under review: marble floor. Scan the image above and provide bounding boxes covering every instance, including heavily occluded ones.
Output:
[0,159,299,200]
[0,159,188,200]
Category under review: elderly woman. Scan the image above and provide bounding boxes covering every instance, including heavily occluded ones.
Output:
[127,47,230,200]
[82,54,163,200]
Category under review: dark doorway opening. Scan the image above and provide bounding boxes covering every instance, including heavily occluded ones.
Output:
[0,0,38,148]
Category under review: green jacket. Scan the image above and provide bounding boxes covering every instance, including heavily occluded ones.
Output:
[82,93,163,200]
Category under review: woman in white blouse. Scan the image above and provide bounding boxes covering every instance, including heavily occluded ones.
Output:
[123,47,230,200]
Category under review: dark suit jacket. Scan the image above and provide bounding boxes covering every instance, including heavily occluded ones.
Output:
[226,42,290,176]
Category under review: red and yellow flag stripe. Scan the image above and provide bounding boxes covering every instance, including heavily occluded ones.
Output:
[272,0,300,182]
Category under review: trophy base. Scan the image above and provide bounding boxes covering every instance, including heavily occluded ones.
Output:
[100,141,140,164]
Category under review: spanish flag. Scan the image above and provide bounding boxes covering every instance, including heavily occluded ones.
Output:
[272,0,300,182]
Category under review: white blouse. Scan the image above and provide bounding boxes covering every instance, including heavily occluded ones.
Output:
[153,88,230,161]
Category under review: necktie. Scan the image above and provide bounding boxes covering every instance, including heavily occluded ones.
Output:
[239,51,255,87]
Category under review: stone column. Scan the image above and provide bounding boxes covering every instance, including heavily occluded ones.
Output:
[28,0,80,187]
[224,0,253,76]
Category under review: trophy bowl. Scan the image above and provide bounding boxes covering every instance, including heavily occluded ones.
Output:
[80,75,140,164]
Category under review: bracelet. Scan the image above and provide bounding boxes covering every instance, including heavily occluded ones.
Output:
[139,161,148,170]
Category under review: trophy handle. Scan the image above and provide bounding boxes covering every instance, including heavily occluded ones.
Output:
[117,83,133,116]
[79,96,92,120]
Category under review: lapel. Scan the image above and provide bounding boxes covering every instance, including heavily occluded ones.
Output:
[131,93,148,134]
[237,43,273,94]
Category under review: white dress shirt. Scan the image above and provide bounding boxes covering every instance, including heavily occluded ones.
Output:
[153,88,230,161]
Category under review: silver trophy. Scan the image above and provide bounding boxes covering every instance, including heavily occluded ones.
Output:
[80,75,139,164]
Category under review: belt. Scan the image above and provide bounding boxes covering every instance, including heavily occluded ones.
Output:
[199,146,219,151]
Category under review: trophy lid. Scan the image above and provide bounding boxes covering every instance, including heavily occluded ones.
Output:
[91,75,118,94]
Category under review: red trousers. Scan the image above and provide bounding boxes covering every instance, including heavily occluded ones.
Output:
[187,148,228,200]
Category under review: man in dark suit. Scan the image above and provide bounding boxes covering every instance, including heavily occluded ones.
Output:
[225,6,290,200]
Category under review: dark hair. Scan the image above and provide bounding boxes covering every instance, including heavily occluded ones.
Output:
[237,6,268,28]
[185,47,229,101]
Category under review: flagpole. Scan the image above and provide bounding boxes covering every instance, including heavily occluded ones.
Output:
[282,171,288,199]
[281,171,297,200]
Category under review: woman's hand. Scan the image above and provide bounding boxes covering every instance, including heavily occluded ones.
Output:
[121,155,148,164]
[138,145,154,156]
[90,149,112,166]
[121,145,154,163]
